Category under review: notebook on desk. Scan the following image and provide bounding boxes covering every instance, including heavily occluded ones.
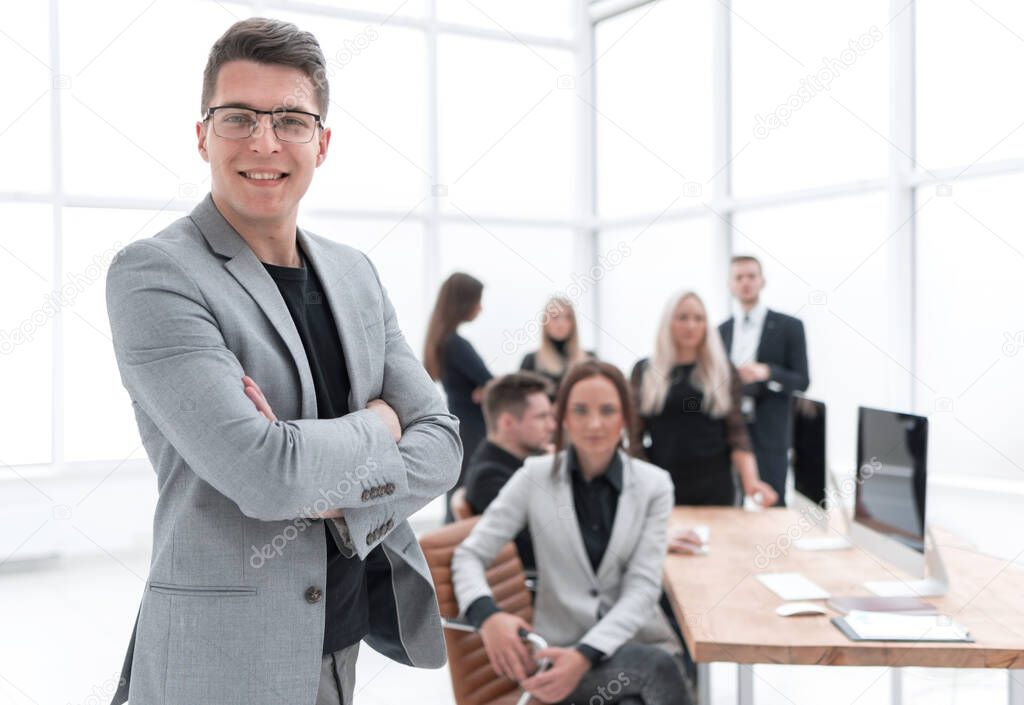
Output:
[832,610,973,643]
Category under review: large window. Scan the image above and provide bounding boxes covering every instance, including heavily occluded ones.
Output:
[730,0,890,196]
[590,0,1024,490]
[917,174,1024,481]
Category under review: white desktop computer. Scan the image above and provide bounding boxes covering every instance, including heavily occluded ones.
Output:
[849,406,948,597]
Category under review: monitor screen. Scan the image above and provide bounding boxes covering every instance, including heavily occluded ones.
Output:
[855,407,928,553]
[791,397,827,506]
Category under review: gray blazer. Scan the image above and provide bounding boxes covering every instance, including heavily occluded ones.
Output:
[105,194,461,705]
[451,450,679,656]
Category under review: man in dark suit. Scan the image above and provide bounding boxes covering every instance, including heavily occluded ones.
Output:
[462,372,555,571]
[719,255,809,506]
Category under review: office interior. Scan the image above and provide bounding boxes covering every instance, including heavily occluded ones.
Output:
[2,1,1024,704]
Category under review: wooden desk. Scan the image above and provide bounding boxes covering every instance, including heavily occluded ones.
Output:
[663,507,1024,705]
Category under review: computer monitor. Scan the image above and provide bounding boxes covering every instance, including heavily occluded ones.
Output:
[850,406,946,596]
[791,396,827,510]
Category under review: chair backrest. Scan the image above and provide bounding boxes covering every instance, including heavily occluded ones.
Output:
[450,486,475,521]
[420,517,534,705]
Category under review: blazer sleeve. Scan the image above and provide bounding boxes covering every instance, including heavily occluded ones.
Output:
[106,242,459,557]
[338,255,464,557]
[578,469,673,655]
[767,317,809,394]
[451,466,532,617]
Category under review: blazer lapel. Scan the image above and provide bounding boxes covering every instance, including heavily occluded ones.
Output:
[756,310,777,361]
[596,451,638,581]
[297,228,370,411]
[721,318,734,352]
[190,194,317,419]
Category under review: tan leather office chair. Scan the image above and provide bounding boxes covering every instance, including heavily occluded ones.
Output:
[420,517,538,705]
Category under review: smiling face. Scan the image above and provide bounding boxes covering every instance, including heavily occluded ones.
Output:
[196,60,330,232]
[563,375,625,460]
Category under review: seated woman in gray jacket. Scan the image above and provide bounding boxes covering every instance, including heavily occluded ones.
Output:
[452,360,692,705]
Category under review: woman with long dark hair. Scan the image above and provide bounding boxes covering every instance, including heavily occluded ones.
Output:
[424,272,493,522]
[452,360,693,705]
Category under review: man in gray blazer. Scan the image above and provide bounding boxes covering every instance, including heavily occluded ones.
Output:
[105,18,461,705]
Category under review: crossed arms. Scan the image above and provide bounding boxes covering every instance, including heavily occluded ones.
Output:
[105,241,462,559]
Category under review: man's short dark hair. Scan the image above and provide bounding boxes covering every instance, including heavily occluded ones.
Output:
[482,372,552,433]
[201,18,330,119]
[730,254,763,274]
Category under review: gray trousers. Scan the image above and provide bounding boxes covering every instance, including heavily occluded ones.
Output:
[315,642,360,705]
[559,643,694,705]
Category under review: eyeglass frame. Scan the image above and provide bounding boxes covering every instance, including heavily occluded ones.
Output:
[202,105,325,144]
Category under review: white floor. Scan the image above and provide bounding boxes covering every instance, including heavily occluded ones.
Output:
[0,545,1014,705]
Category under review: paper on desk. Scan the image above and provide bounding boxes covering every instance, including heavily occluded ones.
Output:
[843,610,971,641]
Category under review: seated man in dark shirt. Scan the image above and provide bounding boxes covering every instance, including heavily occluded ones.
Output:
[463,372,555,571]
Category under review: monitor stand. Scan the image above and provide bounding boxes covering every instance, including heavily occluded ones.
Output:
[794,470,853,552]
[864,528,949,597]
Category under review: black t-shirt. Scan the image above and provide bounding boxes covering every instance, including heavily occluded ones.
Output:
[262,246,370,655]
[463,440,535,570]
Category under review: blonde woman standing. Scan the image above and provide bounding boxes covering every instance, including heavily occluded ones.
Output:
[519,296,592,400]
[630,291,778,507]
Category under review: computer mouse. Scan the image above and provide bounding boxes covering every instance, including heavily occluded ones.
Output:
[775,601,828,617]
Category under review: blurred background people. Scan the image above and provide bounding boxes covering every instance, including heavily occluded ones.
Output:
[460,371,556,572]
[452,360,692,705]
[520,296,593,400]
[424,272,493,522]
[632,291,778,507]
[719,256,809,506]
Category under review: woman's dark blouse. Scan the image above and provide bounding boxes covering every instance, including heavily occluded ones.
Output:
[441,333,493,417]
[630,359,752,467]
[519,349,595,400]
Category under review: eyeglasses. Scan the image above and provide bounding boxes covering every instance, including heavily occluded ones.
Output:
[203,106,323,144]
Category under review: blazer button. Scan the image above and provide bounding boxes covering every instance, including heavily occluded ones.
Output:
[305,586,322,604]
[385,518,394,530]
[361,489,370,502]
[366,531,376,544]
[589,588,599,597]
[372,486,381,498]
[385,483,395,494]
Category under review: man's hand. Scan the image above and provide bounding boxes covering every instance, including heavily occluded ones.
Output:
[367,399,401,442]
[737,362,771,384]
[243,375,277,422]
[519,647,590,703]
[478,612,535,682]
